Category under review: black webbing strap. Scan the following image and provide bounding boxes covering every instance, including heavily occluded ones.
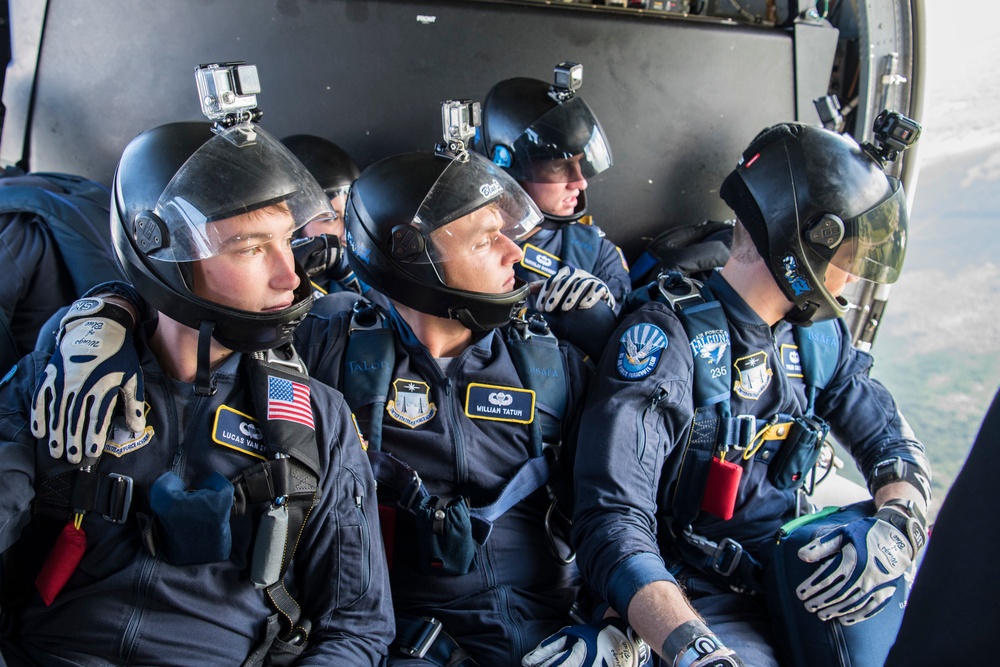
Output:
[243,345,321,645]
[33,468,133,523]
[342,301,395,452]
[394,614,477,666]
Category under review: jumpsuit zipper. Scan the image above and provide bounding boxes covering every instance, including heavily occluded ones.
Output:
[119,377,209,663]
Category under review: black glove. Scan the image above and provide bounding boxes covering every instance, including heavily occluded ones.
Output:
[291,233,345,279]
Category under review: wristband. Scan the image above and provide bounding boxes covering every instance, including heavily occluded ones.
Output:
[664,620,713,666]
[868,457,932,506]
[58,299,137,341]
[674,631,727,667]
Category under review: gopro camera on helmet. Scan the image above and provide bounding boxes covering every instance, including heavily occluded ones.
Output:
[553,62,583,92]
[195,62,263,128]
[862,109,921,165]
[550,62,582,102]
[437,100,481,159]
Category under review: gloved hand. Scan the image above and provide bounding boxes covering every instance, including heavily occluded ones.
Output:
[291,233,344,279]
[536,266,616,313]
[522,618,651,667]
[796,504,924,624]
[31,297,144,464]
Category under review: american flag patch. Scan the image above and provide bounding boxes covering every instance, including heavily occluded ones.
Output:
[267,376,314,429]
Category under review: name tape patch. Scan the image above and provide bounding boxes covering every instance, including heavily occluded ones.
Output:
[520,244,562,278]
[213,405,268,460]
[465,383,535,424]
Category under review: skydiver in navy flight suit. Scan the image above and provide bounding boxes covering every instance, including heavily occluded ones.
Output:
[525,119,931,667]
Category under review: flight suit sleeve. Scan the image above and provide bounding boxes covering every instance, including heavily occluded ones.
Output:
[571,302,694,620]
[294,386,393,665]
[593,237,632,315]
[0,353,47,554]
[816,328,931,497]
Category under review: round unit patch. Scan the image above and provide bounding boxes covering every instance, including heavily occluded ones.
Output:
[617,323,668,380]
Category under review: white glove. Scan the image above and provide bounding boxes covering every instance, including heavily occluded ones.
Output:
[31,297,145,464]
[522,619,651,667]
[536,266,616,312]
[796,505,923,624]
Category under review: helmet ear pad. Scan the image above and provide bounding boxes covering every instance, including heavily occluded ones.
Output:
[390,224,426,262]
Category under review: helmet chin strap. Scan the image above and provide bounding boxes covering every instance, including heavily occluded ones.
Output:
[195,320,219,396]
[783,302,818,326]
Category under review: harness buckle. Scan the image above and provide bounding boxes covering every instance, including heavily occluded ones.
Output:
[401,616,443,659]
[398,470,423,511]
[734,414,756,449]
[655,272,704,311]
[710,537,743,577]
[103,473,133,524]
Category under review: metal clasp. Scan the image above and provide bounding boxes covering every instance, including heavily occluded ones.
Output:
[655,272,704,311]
[711,537,744,577]
[103,473,133,524]
[401,617,443,659]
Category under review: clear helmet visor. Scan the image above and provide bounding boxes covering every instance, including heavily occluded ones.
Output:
[512,96,613,183]
[409,152,542,264]
[150,125,337,261]
[821,179,908,284]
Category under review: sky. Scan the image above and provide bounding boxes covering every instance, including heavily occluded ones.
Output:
[918,0,1000,164]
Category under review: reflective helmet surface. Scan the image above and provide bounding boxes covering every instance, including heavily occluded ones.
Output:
[112,121,335,350]
[281,134,360,198]
[720,122,907,324]
[479,77,612,221]
[344,151,542,331]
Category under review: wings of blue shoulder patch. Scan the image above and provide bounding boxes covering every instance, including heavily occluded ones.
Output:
[617,323,668,380]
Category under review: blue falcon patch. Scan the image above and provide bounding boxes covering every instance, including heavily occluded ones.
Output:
[617,323,668,380]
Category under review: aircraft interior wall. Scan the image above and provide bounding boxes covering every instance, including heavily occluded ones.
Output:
[1,0,840,261]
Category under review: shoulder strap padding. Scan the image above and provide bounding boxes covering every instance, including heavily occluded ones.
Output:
[560,223,602,273]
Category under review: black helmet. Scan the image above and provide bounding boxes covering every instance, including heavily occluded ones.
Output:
[344,150,542,331]
[478,76,613,222]
[111,121,335,351]
[281,134,360,198]
[720,122,908,325]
